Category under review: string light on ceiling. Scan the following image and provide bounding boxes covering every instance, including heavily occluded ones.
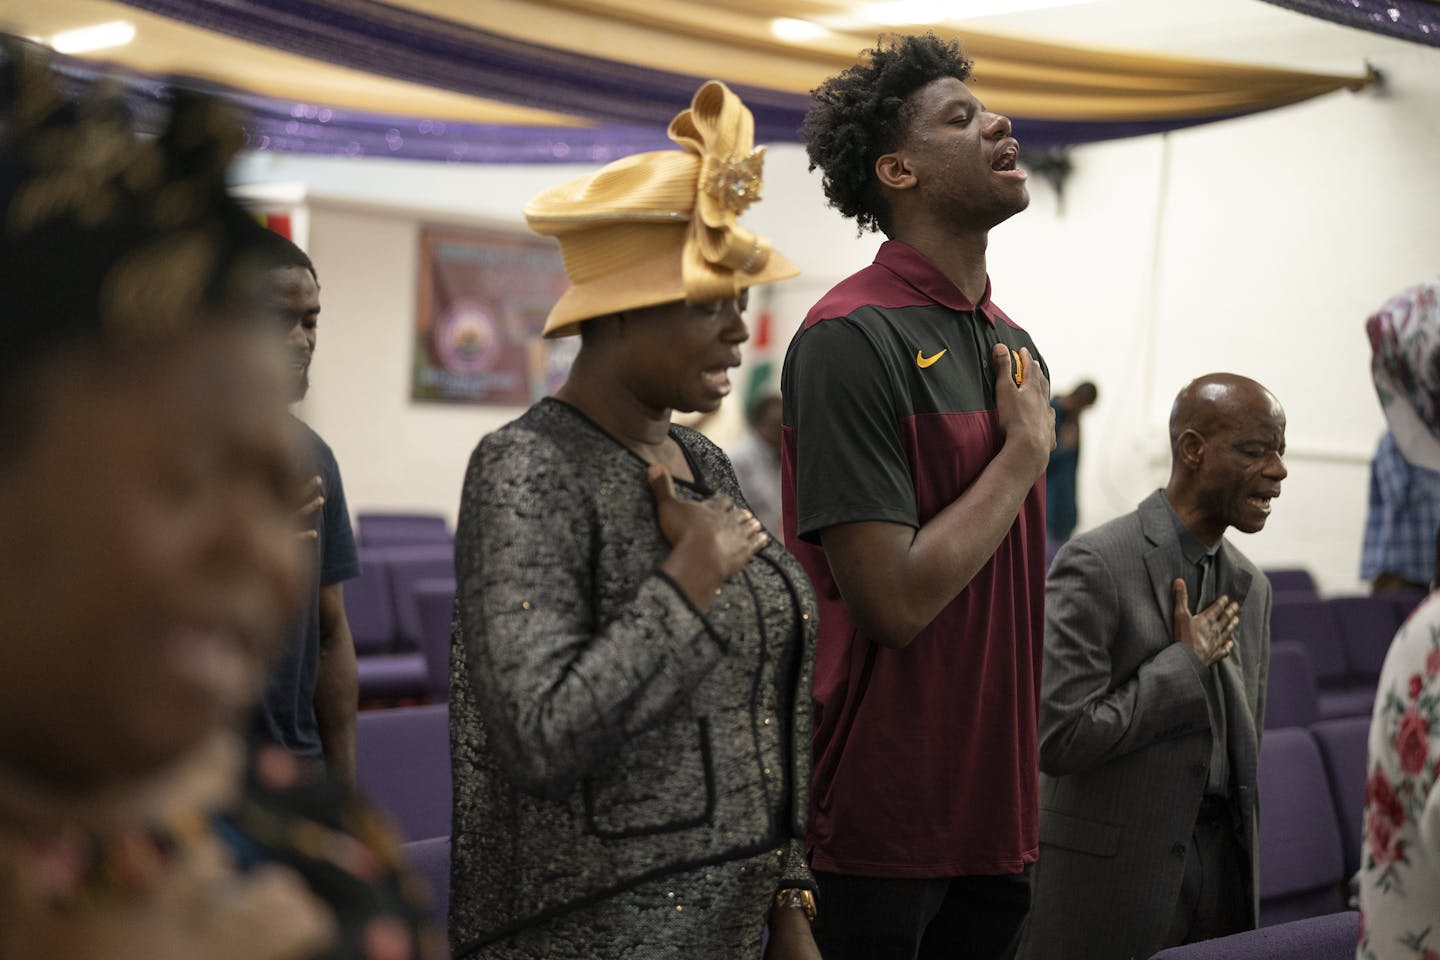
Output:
[46,21,137,55]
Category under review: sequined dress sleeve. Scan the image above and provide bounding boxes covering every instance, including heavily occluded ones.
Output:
[453,411,732,802]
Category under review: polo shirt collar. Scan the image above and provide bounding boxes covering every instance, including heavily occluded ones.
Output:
[874,239,998,326]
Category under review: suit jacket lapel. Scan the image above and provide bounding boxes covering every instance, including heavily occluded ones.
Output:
[1215,540,1254,727]
[1140,491,1182,628]
[1218,541,1253,609]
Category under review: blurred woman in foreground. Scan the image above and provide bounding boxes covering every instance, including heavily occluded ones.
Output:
[0,43,434,960]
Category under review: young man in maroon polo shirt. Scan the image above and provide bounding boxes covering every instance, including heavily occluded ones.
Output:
[781,33,1055,959]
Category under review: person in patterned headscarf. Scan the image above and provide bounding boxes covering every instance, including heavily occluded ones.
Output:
[1356,278,1440,960]
[446,81,820,960]
[1361,282,1440,596]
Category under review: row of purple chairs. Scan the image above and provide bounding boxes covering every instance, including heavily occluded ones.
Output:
[1263,567,1319,597]
[346,512,454,700]
[345,543,456,701]
[399,836,1358,960]
[358,707,452,949]
[1268,593,1423,721]
[403,836,450,940]
[356,703,451,842]
[354,511,452,548]
[1258,725,1366,925]
[363,714,1361,947]
[1149,910,1358,960]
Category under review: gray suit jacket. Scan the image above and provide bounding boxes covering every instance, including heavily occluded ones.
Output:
[1018,490,1271,960]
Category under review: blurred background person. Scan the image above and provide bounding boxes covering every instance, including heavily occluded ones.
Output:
[447,82,821,960]
[727,392,784,535]
[1361,428,1440,595]
[1046,380,1099,553]
[1363,281,1440,597]
[249,229,361,787]
[0,44,435,960]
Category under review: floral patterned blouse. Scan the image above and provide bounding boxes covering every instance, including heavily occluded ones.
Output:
[1358,592,1440,960]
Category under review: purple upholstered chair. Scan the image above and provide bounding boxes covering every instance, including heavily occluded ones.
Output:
[1258,729,1347,926]
[1263,567,1319,597]
[347,548,429,700]
[1270,598,1372,720]
[355,512,452,547]
[400,835,451,944]
[356,704,451,841]
[1264,641,1319,730]
[383,544,456,652]
[414,577,456,703]
[345,547,397,656]
[355,653,430,701]
[1390,589,1429,628]
[1147,910,1359,960]
[1328,595,1399,687]
[1310,717,1370,880]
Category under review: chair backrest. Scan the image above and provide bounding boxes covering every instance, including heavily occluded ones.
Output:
[1270,598,1348,688]
[382,544,456,651]
[345,547,396,655]
[400,835,451,934]
[1309,716,1370,879]
[1327,595,1398,684]
[356,704,451,841]
[414,577,456,702]
[1264,641,1319,730]
[1263,567,1318,597]
[1390,589,1429,628]
[356,512,452,547]
[1258,729,1346,924]
[1148,910,1360,960]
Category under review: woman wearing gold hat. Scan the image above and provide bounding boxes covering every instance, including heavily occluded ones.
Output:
[447,82,821,960]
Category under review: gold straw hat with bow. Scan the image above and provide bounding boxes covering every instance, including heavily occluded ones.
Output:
[525,81,799,338]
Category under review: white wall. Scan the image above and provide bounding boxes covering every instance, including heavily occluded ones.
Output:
[987,34,1440,594]
[232,22,1440,595]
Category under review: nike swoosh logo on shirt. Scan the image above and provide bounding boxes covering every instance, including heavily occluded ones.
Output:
[916,348,947,369]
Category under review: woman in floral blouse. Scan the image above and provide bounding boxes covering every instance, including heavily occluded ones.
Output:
[1357,593,1440,960]
[1358,280,1440,960]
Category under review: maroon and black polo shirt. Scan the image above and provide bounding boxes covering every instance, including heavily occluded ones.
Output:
[780,239,1047,878]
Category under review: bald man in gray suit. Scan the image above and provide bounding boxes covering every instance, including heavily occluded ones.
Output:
[1018,374,1287,960]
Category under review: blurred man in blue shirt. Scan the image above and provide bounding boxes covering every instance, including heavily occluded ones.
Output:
[1046,380,1098,551]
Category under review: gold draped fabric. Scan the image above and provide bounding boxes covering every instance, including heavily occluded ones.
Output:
[12,0,1373,130]
[419,0,1373,120]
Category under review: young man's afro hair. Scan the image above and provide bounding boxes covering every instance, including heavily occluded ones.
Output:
[801,33,973,236]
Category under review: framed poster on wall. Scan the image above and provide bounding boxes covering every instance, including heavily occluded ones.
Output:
[412,224,576,406]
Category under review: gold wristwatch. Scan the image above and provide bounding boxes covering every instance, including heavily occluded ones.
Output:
[772,887,817,923]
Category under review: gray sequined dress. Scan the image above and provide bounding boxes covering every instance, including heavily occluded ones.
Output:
[448,398,817,960]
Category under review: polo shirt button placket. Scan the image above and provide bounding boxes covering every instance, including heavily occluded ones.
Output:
[1171,842,1186,859]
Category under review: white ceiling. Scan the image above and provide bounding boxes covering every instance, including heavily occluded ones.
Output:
[967,0,1404,71]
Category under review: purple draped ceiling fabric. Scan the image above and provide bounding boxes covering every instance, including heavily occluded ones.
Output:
[46,55,674,165]
[109,0,813,140]
[1258,0,1440,46]
[67,0,1351,162]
